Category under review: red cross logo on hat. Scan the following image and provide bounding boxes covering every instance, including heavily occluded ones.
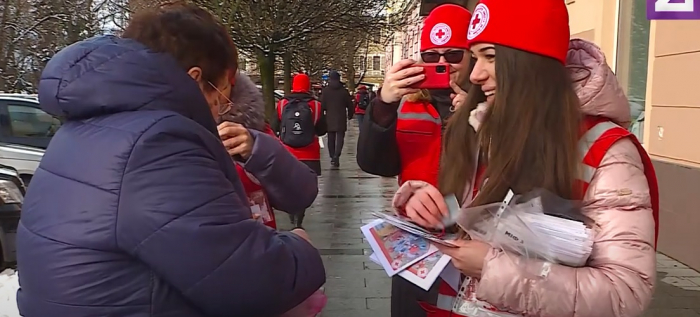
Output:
[471,14,481,29]
[430,23,452,46]
[435,28,446,39]
[467,3,490,40]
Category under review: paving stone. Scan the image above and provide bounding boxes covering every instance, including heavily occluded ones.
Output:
[322,297,367,311]
[659,267,700,277]
[661,276,698,288]
[644,308,700,317]
[320,308,390,317]
[366,297,391,311]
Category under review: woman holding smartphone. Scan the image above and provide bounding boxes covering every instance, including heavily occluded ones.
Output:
[356,4,472,317]
[392,0,660,316]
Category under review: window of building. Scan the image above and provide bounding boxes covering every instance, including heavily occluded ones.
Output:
[616,0,650,133]
[372,56,381,71]
[7,104,61,137]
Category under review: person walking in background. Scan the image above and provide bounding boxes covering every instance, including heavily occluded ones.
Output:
[277,73,326,228]
[369,89,377,101]
[321,71,354,168]
[16,3,325,316]
[220,70,320,229]
[354,85,371,130]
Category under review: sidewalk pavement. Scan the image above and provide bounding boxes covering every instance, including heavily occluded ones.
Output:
[275,125,700,317]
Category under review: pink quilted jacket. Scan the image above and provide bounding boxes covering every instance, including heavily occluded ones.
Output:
[392,39,656,317]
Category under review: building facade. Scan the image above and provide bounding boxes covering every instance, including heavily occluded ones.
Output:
[568,0,700,270]
[384,0,424,71]
[355,41,387,86]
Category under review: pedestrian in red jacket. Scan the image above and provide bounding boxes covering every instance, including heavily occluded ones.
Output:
[276,73,326,227]
[354,85,371,130]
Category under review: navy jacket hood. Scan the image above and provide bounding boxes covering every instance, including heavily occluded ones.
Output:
[38,35,218,135]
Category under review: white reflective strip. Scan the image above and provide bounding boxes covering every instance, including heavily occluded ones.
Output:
[578,121,619,161]
[580,163,596,183]
[396,97,407,112]
[436,294,455,310]
[396,97,441,124]
[576,121,619,182]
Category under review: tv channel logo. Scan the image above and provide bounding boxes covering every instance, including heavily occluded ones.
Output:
[648,0,700,20]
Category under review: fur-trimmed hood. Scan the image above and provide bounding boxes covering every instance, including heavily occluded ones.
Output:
[223,72,267,131]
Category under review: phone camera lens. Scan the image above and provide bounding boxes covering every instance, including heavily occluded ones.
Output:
[436,65,446,73]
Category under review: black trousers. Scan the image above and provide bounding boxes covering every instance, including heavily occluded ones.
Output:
[327,131,346,160]
[289,211,306,228]
[289,160,321,228]
[391,275,440,317]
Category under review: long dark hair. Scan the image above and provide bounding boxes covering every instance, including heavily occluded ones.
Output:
[439,45,582,206]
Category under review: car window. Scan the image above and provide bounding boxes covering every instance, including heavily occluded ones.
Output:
[7,104,61,137]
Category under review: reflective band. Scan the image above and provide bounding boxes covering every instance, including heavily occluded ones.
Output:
[396,98,442,124]
[580,163,596,183]
[436,294,455,310]
[577,121,618,183]
[578,121,618,161]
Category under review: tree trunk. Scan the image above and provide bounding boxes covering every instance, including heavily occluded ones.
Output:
[257,48,277,121]
[283,51,292,94]
[346,62,356,92]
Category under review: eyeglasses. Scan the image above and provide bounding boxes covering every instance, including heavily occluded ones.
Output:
[208,81,234,117]
[420,50,465,64]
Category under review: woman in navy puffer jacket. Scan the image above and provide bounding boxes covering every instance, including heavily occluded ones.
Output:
[16,3,325,317]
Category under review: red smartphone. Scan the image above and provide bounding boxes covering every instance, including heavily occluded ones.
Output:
[410,63,450,89]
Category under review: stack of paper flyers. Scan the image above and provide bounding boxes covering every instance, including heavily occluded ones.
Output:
[361,216,453,291]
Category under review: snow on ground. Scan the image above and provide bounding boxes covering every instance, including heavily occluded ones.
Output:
[0,269,19,317]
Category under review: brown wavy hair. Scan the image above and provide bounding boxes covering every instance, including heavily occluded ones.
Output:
[439,45,582,206]
[122,1,238,91]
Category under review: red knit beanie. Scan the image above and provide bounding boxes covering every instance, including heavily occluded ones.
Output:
[420,4,472,51]
[466,0,570,64]
[292,73,310,92]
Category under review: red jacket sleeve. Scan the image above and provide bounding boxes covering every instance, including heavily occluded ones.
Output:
[276,99,286,120]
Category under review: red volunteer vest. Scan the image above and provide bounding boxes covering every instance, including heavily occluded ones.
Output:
[277,97,322,161]
[421,116,660,317]
[396,99,443,186]
[236,125,278,229]
[355,93,366,115]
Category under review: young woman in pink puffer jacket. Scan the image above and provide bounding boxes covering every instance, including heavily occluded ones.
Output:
[392,0,659,316]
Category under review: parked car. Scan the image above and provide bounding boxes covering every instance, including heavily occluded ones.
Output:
[0,164,25,268]
[0,143,44,185]
[254,85,284,102]
[0,95,55,184]
[0,95,60,149]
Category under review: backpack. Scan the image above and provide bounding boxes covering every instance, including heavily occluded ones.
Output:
[280,98,316,148]
[358,93,370,110]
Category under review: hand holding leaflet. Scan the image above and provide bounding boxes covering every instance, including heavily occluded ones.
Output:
[361,219,439,276]
[369,251,452,291]
[372,212,458,248]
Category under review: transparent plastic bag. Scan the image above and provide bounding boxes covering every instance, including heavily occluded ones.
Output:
[455,189,595,279]
[280,287,327,317]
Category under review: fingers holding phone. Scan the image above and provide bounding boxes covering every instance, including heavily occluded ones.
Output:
[450,81,468,111]
[380,59,424,103]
